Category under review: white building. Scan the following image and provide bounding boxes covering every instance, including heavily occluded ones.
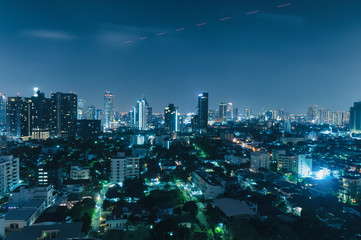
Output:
[277,154,312,177]
[224,154,248,165]
[70,166,90,180]
[191,171,225,200]
[0,155,19,195]
[9,185,54,207]
[250,151,270,171]
[105,216,127,230]
[111,152,139,183]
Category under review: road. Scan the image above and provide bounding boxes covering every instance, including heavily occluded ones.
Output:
[91,184,108,231]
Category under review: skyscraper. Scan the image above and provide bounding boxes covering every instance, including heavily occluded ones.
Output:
[197,93,208,129]
[164,104,180,134]
[50,92,77,137]
[104,91,114,130]
[85,105,95,120]
[136,98,147,130]
[219,102,226,122]
[350,101,361,133]
[0,94,6,131]
[307,105,318,122]
[77,99,85,120]
[27,89,51,139]
[6,97,30,138]
[245,108,251,119]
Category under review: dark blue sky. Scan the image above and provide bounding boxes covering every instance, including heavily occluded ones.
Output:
[1,0,361,113]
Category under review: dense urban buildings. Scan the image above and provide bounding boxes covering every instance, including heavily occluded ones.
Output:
[1,1,361,238]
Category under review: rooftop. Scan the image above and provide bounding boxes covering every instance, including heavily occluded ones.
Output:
[213,198,257,217]
[6,222,83,240]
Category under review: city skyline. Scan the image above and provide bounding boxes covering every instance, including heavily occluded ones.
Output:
[1,0,361,113]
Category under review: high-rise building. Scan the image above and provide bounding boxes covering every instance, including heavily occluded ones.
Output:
[226,103,234,121]
[278,108,286,120]
[6,97,30,138]
[350,101,361,133]
[104,91,114,130]
[342,111,350,126]
[110,152,139,183]
[50,92,77,138]
[147,106,153,128]
[164,104,180,134]
[0,94,6,132]
[338,176,361,204]
[245,108,251,119]
[0,155,19,195]
[95,109,102,120]
[219,102,227,122]
[196,93,208,129]
[136,98,147,130]
[307,105,318,122]
[77,99,85,120]
[27,89,51,139]
[85,105,95,120]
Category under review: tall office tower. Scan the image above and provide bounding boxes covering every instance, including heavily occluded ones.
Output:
[326,109,331,124]
[6,97,30,138]
[85,105,95,120]
[350,102,361,133]
[319,108,326,123]
[278,108,286,120]
[77,99,85,120]
[129,106,137,128]
[208,109,217,122]
[27,89,51,139]
[95,109,102,120]
[147,106,153,127]
[197,93,208,129]
[0,155,19,194]
[331,111,342,125]
[307,105,318,122]
[233,107,238,121]
[104,91,114,130]
[342,111,350,126]
[50,92,77,138]
[0,94,6,131]
[265,110,274,121]
[245,108,251,119]
[219,102,227,122]
[164,104,180,134]
[110,152,139,183]
[226,103,236,121]
[136,98,147,130]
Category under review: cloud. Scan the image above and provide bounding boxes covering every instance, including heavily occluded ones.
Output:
[96,23,168,46]
[22,30,75,40]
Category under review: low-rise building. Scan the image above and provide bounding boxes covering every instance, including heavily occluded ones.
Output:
[70,166,90,180]
[9,185,54,207]
[5,200,45,230]
[6,222,83,240]
[250,151,270,172]
[191,170,225,200]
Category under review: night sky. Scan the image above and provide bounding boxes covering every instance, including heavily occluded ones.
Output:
[1,0,361,114]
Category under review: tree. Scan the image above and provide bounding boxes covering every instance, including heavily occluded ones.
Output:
[81,212,92,233]
[182,201,198,217]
